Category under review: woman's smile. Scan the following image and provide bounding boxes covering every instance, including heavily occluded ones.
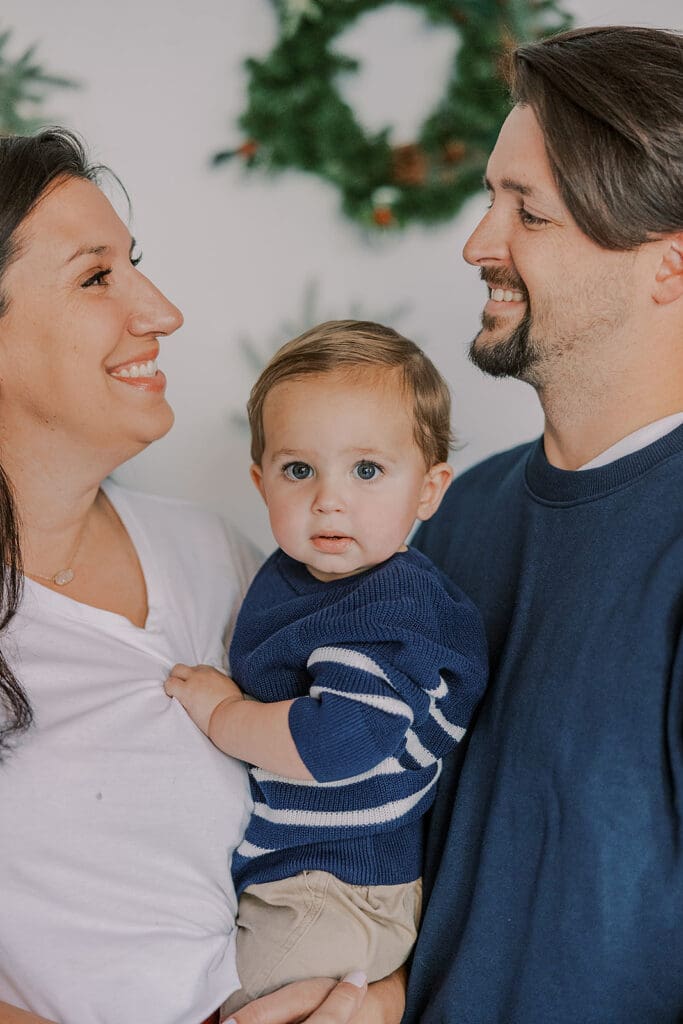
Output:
[107,352,167,392]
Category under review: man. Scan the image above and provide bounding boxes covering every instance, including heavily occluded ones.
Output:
[403,24,683,1024]
[223,24,682,1024]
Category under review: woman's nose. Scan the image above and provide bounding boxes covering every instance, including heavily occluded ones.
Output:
[128,275,184,337]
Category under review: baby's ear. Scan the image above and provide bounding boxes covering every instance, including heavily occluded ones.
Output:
[249,464,268,504]
[653,233,683,305]
[416,462,454,522]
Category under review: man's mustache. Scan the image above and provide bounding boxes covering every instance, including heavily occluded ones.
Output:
[479,267,528,297]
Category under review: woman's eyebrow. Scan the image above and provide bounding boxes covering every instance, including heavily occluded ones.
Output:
[65,237,137,264]
[65,243,109,264]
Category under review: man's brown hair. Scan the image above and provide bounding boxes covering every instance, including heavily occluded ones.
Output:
[507,25,683,249]
[248,319,452,467]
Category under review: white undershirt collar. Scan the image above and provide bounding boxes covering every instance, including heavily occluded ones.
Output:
[577,413,683,471]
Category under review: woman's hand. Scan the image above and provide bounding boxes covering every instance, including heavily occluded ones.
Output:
[165,663,244,735]
[223,967,405,1024]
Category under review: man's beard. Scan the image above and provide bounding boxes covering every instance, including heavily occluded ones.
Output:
[468,310,538,380]
[468,267,539,381]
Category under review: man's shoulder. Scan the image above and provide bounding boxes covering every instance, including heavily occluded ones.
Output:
[452,439,536,490]
[413,440,536,567]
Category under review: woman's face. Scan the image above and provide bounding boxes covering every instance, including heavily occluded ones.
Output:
[0,176,183,467]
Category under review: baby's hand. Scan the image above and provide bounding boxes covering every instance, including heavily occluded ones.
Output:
[165,663,244,736]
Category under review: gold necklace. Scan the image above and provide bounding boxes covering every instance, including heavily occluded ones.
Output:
[27,518,89,587]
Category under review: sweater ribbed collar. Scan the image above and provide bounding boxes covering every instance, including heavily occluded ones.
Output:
[524,423,683,505]
[276,547,420,596]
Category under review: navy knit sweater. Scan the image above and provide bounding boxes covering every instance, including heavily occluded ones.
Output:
[405,426,683,1024]
[229,548,488,895]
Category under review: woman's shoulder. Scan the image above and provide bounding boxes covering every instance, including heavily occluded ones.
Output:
[103,476,216,523]
[102,478,263,589]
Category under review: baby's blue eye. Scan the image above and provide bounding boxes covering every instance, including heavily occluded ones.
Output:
[283,462,313,480]
[353,461,381,481]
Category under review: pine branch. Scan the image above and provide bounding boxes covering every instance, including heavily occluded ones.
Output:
[0,28,78,135]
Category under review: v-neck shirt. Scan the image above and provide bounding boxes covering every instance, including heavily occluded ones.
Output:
[0,481,258,1024]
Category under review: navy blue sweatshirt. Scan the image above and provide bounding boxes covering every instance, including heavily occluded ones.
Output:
[406,427,683,1024]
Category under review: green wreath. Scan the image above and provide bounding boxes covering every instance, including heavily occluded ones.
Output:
[215,0,572,230]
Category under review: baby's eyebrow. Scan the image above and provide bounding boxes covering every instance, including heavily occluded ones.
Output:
[270,449,304,460]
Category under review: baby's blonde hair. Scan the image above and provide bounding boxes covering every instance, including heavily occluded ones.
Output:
[248,319,453,467]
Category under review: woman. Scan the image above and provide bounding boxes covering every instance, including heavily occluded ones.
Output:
[0,130,404,1024]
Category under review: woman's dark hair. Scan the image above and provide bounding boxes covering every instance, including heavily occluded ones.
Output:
[0,128,104,757]
[507,26,683,250]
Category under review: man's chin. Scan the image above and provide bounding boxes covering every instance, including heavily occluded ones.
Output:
[468,315,538,380]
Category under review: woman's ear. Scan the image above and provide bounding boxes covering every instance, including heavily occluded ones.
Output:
[249,464,268,504]
[653,234,683,305]
[416,462,454,522]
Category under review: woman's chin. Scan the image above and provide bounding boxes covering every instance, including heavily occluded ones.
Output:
[141,404,176,447]
[111,403,176,464]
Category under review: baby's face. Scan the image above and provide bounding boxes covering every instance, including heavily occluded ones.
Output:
[251,368,452,582]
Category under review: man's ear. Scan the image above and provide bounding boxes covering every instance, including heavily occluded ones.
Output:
[249,464,268,504]
[653,234,683,305]
[416,462,454,522]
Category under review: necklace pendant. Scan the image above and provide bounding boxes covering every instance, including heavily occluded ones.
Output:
[52,568,75,586]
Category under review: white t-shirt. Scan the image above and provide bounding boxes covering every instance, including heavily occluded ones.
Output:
[0,480,259,1024]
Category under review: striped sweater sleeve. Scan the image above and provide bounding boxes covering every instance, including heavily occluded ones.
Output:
[289,620,485,783]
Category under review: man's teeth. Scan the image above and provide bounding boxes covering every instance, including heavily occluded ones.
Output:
[112,359,157,379]
[490,288,524,303]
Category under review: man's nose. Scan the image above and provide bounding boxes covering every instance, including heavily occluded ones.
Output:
[462,205,510,268]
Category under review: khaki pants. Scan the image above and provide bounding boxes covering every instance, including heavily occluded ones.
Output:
[221,871,422,1017]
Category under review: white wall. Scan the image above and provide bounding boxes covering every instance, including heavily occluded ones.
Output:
[2,0,681,549]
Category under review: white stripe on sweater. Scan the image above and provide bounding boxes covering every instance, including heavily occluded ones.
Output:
[429,674,449,699]
[251,763,442,829]
[309,684,413,722]
[236,838,275,857]
[308,646,391,683]
[405,729,438,767]
[429,698,466,742]
[251,757,404,788]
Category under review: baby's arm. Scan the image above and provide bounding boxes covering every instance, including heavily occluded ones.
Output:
[165,664,314,780]
[0,1002,57,1023]
[164,652,412,783]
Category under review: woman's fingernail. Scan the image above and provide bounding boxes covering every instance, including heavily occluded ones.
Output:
[342,970,367,988]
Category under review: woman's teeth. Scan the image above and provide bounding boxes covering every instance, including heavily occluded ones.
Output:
[112,359,157,379]
[490,288,524,302]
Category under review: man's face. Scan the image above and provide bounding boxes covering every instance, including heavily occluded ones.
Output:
[463,104,640,386]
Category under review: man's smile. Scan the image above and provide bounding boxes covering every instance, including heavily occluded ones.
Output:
[488,288,525,303]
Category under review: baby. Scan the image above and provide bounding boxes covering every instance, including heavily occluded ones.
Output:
[165,319,488,1012]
